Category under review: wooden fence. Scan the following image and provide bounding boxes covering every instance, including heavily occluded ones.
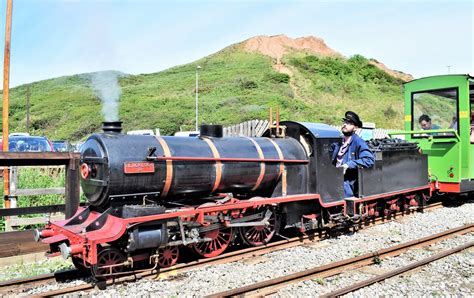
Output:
[5,166,66,231]
[223,120,269,137]
[0,152,81,232]
[224,120,394,139]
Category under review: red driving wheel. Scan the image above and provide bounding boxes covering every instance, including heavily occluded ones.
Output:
[158,246,179,268]
[93,247,126,278]
[191,228,233,258]
[239,210,278,246]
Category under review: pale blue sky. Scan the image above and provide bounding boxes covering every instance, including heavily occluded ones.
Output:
[0,0,472,87]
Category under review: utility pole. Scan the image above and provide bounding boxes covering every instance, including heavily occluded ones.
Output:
[446,65,452,74]
[26,84,30,133]
[195,65,201,132]
[2,0,13,209]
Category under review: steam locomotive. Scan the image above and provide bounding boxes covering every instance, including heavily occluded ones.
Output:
[35,120,429,278]
[33,74,474,279]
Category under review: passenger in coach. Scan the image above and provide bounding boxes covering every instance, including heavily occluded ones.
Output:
[331,111,375,198]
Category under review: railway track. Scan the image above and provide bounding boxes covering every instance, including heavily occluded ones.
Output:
[207,223,473,297]
[320,240,473,297]
[0,202,446,296]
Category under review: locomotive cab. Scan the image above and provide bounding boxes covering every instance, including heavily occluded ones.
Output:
[279,121,344,202]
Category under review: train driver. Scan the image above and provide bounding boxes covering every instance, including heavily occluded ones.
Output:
[331,111,375,198]
[418,114,441,131]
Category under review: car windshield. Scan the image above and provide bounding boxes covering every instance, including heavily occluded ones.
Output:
[53,142,68,152]
[9,137,52,152]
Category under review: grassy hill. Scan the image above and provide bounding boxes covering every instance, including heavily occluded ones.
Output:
[0,39,407,141]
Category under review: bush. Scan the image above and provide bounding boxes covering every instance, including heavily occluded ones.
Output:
[265,72,290,84]
[384,106,398,118]
[240,80,258,89]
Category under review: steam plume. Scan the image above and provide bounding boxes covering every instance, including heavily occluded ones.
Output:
[91,71,122,122]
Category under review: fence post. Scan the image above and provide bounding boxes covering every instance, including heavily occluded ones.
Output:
[65,155,80,218]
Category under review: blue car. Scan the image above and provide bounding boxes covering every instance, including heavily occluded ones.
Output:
[0,135,54,152]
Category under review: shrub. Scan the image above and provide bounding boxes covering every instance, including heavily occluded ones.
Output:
[265,72,290,84]
[384,106,398,118]
[240,80,258,89]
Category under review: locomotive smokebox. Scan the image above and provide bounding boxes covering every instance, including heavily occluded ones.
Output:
[200,124,223,138]
[102,121,123,134]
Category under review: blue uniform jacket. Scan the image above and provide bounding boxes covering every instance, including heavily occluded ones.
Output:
[331,134,375,198]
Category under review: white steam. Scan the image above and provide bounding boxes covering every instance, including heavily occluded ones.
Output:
[91,71,122,122]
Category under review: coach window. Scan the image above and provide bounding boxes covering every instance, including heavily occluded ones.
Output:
[412,88,458,137]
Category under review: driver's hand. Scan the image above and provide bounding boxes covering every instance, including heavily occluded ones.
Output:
[342,164,349,175]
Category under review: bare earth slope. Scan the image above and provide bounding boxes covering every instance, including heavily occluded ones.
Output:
[241,34,412,82]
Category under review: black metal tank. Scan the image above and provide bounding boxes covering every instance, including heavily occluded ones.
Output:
[80,123,308,207]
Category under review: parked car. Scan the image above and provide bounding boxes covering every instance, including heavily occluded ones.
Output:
[52,140,73,152]
[72,141,85,152]
[174,131,200,137]
[0,135,54,152]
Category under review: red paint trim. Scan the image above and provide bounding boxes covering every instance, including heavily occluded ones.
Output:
[318,199,345,208]
[350,185,430,203]
[430,181,460,193]
[152,156,308,164]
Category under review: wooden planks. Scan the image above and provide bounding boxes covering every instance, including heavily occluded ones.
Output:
[0,230,48,258]
[223,119,269,137]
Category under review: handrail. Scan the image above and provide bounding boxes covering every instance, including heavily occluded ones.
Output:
[389,129,460,142]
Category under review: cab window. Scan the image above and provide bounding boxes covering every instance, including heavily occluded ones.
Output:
[412,88,458,137]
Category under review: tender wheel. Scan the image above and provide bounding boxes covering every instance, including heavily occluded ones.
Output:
[191,228,233,258]
[158,246,179,268]
[93,247,127,278]
[239,210,278,246]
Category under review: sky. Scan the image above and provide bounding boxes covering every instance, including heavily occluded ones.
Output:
[0,0,472,87]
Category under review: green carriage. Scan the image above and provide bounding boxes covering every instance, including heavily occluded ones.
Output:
[397,74,474,193]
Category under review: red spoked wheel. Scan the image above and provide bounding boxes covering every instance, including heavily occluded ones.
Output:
[94,247,127,278]
[191,228,233,258]
[158,246,179,268]
[239,210,278,246]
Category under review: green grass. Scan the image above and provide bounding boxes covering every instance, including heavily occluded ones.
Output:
[0,46,405,141]
[0,258,73,281]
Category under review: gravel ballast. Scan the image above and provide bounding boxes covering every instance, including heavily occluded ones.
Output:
[23,199,473,297]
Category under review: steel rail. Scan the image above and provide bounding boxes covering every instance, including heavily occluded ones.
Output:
[0,202,444,296]
[321,241,474,298]
[206,223,473,297]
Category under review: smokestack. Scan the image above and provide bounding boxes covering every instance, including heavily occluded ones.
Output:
[102,121,122,133]
[200,124,223,138]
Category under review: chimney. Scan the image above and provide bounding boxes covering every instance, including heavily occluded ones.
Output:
[200,124,223,138]
[102,121,122,133]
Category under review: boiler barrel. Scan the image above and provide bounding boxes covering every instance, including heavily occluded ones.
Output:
[80,133,307,207]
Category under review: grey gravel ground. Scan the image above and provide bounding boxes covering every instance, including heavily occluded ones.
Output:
[277,233,474,297]
[24,199,473,297]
